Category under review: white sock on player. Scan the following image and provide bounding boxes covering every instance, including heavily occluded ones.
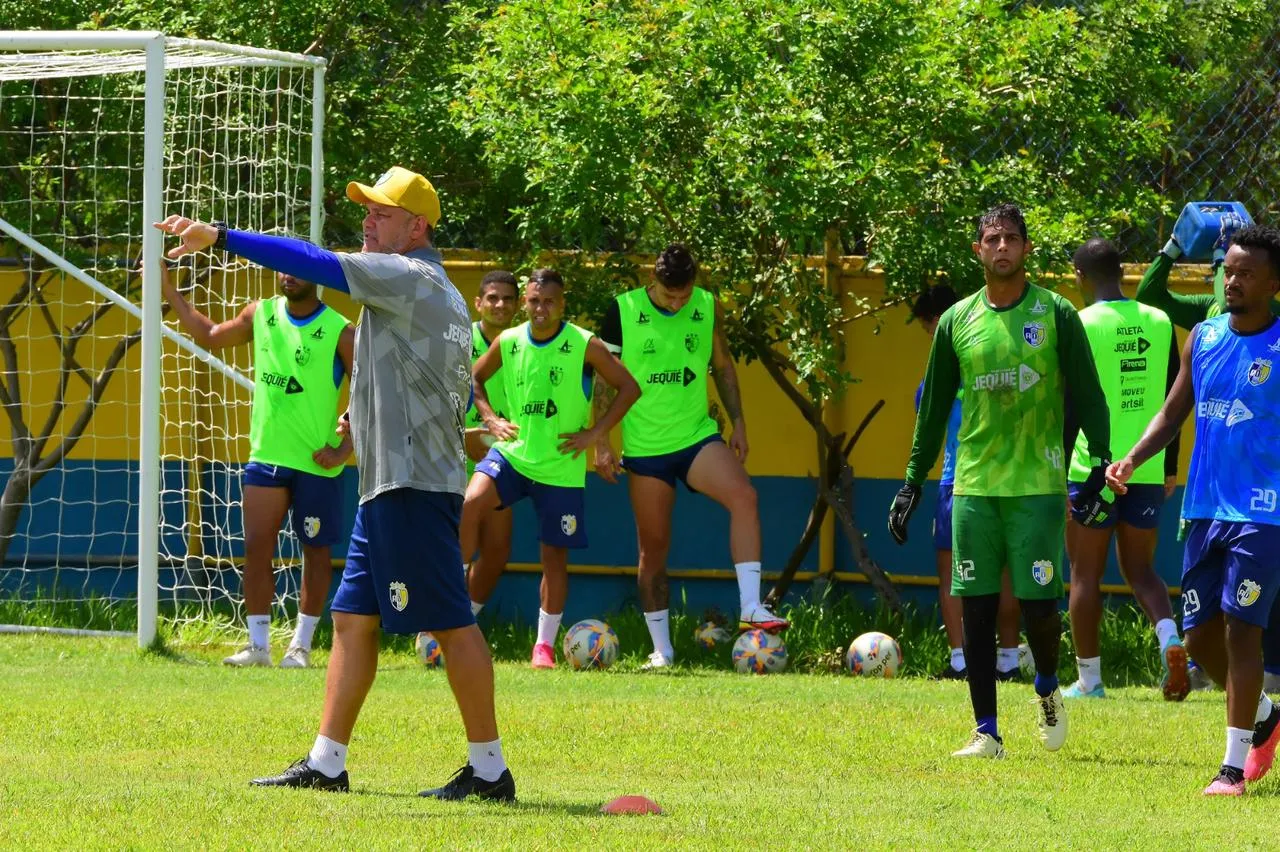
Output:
[645,609,675,660]
[735,561,762,611]
[468,738,507,782]
[996,646,1019,673]
[1076,656,1102,691]
[1154,618,1179,650]
[471,600,484,617]
[1258,692,1275,724]
[1225,726,1253,770]
[950,647,966,672]
[247,614,270,651]
[292,614,319,651]
[536,609,561,646]
[307,734,347,778]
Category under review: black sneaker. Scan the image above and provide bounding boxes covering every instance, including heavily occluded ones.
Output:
[995,667,1021,683]
[933,665,967,681]
[250,757,349,792]
[419,764,516,802]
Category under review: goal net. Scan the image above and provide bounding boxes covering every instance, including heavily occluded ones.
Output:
[0,32,326,645]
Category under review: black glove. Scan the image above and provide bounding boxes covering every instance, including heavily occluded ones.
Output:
[887,483,922,545]
[1070,458,1114,528]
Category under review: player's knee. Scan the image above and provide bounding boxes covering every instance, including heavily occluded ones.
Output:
[332,611,378,637]
[1184,625,1212,660]
[728,481,758,516]
[1224,616,1261,650]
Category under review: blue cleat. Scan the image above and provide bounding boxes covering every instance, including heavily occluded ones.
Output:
[1062,679,1105,699]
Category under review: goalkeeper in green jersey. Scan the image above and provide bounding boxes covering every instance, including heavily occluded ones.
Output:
[1137,210,1280,696]
[889,203,1112,759]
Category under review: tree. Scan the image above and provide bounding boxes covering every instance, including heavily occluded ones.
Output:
[451,0,1272,606]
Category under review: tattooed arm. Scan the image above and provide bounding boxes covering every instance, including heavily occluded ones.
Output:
[710,303,748,462]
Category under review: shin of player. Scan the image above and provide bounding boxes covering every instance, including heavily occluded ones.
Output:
[1064,238,1187,701]
[460,269,640,669]
[890,204,1113,759]
[160,264,353,668]
[594,244,789,670]
[1109,225,1280,796]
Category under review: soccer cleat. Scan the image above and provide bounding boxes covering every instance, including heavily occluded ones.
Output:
[952,730,1005,759]
[1245,707,1280,782]
[933,665,967,681]
[994,667,1021,683]
[1160,637,1190,702]
[1188,662,1216,692]
[279,645,311,669]
[1203,765,1245,796]
[738,603,789,633]
[418,764,516,802]
[530,642,555,669]
[250,757,348,792]
[1062,680,1106,699]
[223,645,271,667]
[1034,688,1068,751]
[640,651,674,671]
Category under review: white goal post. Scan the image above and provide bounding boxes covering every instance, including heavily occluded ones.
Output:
[0,31,326,647]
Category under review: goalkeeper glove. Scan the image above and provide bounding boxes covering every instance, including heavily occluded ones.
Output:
[1070,458,1114,528]
[887,483,922,545]
[1212,212,1247,265]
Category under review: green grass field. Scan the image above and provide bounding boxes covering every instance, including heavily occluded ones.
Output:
[2,633,1276,850]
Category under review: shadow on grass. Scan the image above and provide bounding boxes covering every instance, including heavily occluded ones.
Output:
[351,789,606,816]
[1062,753,1201,770]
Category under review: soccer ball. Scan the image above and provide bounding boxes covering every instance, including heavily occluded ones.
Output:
[562,619,619,670]
[1018,642,1036,678]
[415,631,443,668]
[694,621,732,650]
[846,631,902,678]
[732,629,788,674]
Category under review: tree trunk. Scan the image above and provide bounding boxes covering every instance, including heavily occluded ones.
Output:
[0,465,33,569]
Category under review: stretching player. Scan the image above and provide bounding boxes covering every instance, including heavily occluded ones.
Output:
[594,244,789,670]
[1063,238,1187,700]
[890,203,1112,759]
[1108,224,1280,796]
[463,268,640,668]
[1137,212,1280,695]
[911,286,1022,681]
[161,265,352,668]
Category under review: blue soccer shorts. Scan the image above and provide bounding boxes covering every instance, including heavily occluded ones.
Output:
[933,483,954,552]
[1068,481,1165,530]
[243,461,344,547]
[621,434,723,492]
[475,448,587,549]
[1180,519,1280,630]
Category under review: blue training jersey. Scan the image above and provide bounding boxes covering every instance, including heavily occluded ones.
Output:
[916,380,962,485]
[1184,314,1280,524]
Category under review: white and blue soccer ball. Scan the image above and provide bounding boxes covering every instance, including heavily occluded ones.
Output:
[846,631,902,678]
[694,621,732,650]
[732,628,788,674]
[563,619,619,670]
[415,631,443,668]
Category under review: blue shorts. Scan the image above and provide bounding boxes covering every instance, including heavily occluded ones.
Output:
[475,448,587,549]
[243,461,344,547]
[1067,481,1164,530]
[1180,519,1280,630]
[621,434,723,491]
[932,483,954,551]
[330,488,472,634]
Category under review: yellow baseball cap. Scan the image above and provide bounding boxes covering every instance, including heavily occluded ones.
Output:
[346,166,441,227]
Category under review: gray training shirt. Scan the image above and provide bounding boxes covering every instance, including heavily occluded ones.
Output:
[336,247,471,503]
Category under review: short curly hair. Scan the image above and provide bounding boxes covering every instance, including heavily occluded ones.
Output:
[1230,225,1280,280]
[654,243,697,287]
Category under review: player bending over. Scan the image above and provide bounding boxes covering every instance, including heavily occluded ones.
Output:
[890,203,1112,759]
[594,244,789,670]
[1108,225,1280,796]
[1062,238,1187,700]
[162,265,353,668]
[462,268,640,668]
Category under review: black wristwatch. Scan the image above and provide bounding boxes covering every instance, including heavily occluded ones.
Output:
[213,221,228,250]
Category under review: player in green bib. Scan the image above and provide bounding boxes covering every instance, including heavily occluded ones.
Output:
[160,264,354,669]
[463,268,640,669]
[889,204,1112,759]
[1062,238,1187,702]
[594,243,790,670]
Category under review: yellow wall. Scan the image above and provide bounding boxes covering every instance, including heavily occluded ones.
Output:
[0,254,1209,480]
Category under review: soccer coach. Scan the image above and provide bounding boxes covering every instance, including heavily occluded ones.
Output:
[155,166,515,801]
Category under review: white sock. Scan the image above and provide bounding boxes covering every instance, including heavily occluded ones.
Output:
[735,561,762,612]
[247,615,270,651]
[471,600,484,617]
[307,734,347,778]
[996,646,1019,673]
[468,738,507,782]
[535,609,561,647]
[645,609,675,660]
[950,647,966,672]
[292,614,320,651]
[1225,726,1253,771]
[1076,656,1103,691]
[1154,618,1179,650]
[1258,692,1275,724]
